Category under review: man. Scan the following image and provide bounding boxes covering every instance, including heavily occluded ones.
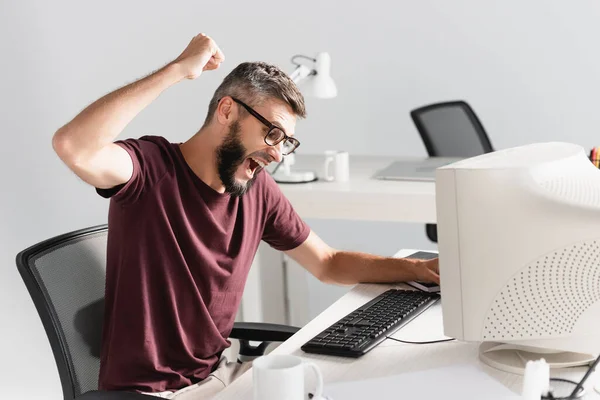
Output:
[53,33,439,398]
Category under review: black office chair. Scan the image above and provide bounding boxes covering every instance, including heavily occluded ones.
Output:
[410,101,494,243]
[16,225,299,400]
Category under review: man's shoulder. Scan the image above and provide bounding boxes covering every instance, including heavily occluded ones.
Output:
[135,135,174,148]
[120,135,178,160]
[114,135,181,183]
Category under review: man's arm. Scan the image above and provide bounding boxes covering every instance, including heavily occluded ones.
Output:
[285,231,440,285]
[52,33,224,189]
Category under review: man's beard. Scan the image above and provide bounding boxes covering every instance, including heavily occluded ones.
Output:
[216,120,259,197]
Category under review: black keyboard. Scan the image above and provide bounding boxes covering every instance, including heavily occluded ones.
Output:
[301,289,440,357]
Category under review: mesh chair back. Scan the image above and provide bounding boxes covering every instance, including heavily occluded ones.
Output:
[16,225,109,399]
[410,100,493,157]
[411,101,494,243]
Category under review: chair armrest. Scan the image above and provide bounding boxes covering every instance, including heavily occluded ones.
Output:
[77,390,153,399]
[230,322,300,342]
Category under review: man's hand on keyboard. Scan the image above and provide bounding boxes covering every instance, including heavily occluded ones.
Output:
[412,258,440,284]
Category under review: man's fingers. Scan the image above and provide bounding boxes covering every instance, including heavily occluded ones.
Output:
[203,42,224,71]
[430,259,440,284]
[423,259,440,284]
[203,63,219,71]
[212,45,225,63]
[425,269,440,285]
[429,258,440,274]
[203,57,222,71]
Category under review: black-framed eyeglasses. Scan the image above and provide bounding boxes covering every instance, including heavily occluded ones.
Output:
[229,97,300,155]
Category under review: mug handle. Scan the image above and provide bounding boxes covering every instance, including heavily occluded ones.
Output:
[324,154,335,182]
[304,362,324,398]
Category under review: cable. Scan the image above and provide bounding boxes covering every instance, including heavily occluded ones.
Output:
[386,336,456,345]
[541,354,600,399]
[270,160,283,175]
[549,378,579,386]
[542,378,583,400]
[569,353,600,397]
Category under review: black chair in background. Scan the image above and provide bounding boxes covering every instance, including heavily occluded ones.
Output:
[16,225,299,400]
[410,101,494,243]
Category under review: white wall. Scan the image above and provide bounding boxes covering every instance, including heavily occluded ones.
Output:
[2,0,600,398]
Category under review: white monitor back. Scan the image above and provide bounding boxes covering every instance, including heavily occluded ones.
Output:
[436,142,600,355]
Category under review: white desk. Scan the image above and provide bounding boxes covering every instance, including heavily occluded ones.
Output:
[274,155,437,223]
[223,250,600,399]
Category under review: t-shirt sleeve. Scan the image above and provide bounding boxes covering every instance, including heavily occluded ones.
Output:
[95,137,168,205]
[261,173,310,251]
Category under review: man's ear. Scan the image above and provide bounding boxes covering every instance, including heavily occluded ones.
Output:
[216,96,236,125]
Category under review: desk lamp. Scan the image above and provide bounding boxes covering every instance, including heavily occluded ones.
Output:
[271,52,337,184]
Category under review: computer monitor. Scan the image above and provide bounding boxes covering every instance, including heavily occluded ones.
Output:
[436,142,600,374]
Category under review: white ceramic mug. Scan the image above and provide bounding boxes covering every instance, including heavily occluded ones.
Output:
[323,150,350,182]
[253,354,323,400]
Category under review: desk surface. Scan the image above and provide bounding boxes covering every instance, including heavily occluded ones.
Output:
[274,155,436,223]
[218,249,600,399]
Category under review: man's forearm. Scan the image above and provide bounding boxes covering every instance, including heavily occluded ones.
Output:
[54,62,184,160]
[323,251,420,285]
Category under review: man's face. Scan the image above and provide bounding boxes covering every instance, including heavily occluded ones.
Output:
[216,98,297,197]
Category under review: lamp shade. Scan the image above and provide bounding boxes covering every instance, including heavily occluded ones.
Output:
[297,52,337,99]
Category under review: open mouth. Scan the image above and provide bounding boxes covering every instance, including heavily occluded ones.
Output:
[244,156,267,178]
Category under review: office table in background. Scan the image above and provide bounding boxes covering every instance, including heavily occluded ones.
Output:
[275,155,437,223]
[224,250,600,399]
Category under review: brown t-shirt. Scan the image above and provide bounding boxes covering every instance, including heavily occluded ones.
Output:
[95,135,309,393]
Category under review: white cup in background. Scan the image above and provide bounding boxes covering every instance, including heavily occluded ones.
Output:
[253,354,323,400]
[323,150,350,182]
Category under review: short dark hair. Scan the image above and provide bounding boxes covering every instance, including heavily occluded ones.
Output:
[204,61,306,126]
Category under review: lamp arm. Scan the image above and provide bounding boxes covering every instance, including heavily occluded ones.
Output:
[289,65,313,84]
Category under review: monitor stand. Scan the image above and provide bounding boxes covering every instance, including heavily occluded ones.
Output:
[479,342,595,374]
